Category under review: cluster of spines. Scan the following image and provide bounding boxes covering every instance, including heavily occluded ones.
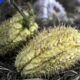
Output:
[15,26,80,78]
[0,11,38,55]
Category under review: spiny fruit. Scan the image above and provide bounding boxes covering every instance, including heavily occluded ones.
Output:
[15,26,80,78]
[0,11,38,55]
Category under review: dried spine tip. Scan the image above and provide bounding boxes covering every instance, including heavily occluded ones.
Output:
[15,26,80,78]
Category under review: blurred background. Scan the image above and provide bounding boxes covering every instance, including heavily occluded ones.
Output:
[0,0,80,26]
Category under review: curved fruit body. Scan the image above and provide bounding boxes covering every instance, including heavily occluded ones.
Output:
[15,26,80,78]
[0,12,38,55]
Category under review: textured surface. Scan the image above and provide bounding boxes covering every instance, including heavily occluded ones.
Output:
[0,11,38,55]
[15,26,80,78]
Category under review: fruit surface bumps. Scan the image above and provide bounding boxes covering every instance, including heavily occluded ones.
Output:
[0,12,38,55]
[15,26,80,78]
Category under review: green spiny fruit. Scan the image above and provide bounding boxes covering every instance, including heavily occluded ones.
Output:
[0,11,38,55]
[15,26,80,78]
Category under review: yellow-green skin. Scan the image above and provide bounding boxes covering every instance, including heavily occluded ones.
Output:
[0,12,38,55]
[15,26,80,78]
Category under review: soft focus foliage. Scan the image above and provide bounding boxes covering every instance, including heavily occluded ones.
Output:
[33,0,68,26]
